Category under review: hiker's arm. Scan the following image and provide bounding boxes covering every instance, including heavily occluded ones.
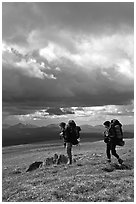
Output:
[120,126,123,136]
[59,132,63,139]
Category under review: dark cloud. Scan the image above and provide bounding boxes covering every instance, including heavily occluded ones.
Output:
[106,112,134,116]
[37,2,133,33]
[2,2,134,120]
[3,2,133,44]
[62,108,75,115]
[75,107,84,111]
[2,102,40,116]
[2,62,133,116]
[46,108,75,116]
[2,2,43,44]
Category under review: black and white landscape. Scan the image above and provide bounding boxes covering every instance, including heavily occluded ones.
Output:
[2,2,134,202]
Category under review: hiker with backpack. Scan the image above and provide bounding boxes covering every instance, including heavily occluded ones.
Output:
[64,120,81,165]
[103,120,124,165]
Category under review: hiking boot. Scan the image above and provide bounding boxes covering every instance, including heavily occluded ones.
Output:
[118,158,123,165]
[67,159,72,165]
[107,159,111,163]
[67,161,72,165]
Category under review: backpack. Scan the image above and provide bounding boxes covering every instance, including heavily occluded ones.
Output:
[111,119,125,146]
[67,120,79,145]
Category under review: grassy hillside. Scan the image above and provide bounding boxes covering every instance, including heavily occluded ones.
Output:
[2,139,134,202]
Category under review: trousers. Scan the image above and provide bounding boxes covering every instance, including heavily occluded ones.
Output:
[66,142,72,163]
[106,142,119,160]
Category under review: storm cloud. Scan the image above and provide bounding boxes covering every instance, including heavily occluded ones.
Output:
[2,2,134,125]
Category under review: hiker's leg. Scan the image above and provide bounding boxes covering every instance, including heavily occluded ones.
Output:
[106,143,111,160]
[66,142,72,164]
[111,143,123,164]
[111,143,119,159]
[106,143,111,162]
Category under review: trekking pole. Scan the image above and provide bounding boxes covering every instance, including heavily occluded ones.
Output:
[78,143,80,150]
[77,138,81,150]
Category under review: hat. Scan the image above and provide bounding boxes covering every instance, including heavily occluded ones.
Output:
[59,122,66,127]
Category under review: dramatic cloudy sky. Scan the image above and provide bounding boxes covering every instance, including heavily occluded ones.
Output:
[2,2,134,126]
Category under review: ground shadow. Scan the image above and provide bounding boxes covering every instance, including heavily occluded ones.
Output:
[111,163,133,170]
[102,162,133,172]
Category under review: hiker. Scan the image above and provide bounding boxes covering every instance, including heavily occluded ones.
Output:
[59,122,67,148]
[103,120,123,165]
[65,120,81,165]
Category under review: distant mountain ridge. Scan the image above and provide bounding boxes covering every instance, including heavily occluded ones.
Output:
[80,124,134,133]
[3,123,38,129]
[3,123,134,132]
[2,123,134,147]
[80,125,104,133]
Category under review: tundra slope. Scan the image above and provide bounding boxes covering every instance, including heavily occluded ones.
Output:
[2,139,134,202]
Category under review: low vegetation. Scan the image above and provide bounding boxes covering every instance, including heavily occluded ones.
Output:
[2,139,134,202]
